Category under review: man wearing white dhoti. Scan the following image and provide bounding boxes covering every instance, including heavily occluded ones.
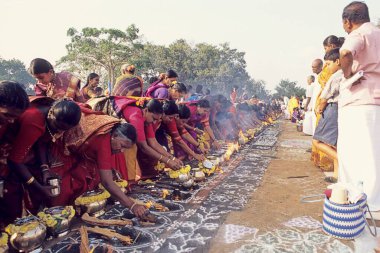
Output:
[303,75,316,135]
[338,1,380,211]
[308,59,323,135]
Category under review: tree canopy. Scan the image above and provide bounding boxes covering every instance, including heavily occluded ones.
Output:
[58,25,271,99]
[57,25,143,85]
[0,57,35,94]
[274,79,305,99]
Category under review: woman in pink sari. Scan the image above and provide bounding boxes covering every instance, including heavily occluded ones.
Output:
[29,58,84,102]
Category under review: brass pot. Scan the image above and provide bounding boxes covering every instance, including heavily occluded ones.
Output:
[177,173,190,183]
[182,178,194,188]
[75,189,108,217]
[9,216,46,253]
[192,168,205,182]
[43,206,74,237]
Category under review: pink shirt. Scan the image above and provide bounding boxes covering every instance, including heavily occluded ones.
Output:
[339,22,380,107]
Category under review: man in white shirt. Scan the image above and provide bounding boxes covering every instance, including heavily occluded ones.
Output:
[304,75,315,110]
[303,59,323,135]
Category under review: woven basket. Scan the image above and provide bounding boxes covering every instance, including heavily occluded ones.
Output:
[322,194,376,239]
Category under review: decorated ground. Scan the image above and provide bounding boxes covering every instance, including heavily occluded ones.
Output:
[44,120,379,253]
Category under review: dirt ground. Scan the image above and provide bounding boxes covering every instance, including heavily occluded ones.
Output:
[209,120,354,253]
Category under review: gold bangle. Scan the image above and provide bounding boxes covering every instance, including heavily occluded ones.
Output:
[130,202,137,211]
[26,177,35,185]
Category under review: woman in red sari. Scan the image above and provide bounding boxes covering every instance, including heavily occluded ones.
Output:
[185,99,221,149]
[114,97,182,179]
[161,101,205,161]
[29,58,84,102]
[61,108,147,218]
[6,98,81,219]
[0,81,29,227]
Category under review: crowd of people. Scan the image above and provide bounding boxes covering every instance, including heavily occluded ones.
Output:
[284,2,380,213]
[0,58,281,228]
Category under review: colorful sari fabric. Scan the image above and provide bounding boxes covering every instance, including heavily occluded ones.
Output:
[0,122,23,227]
[144,81,168,99]
[112,73,143,97]
[5,97,56,220]
[173,118,195,159]
[80,86,98,102]
[287,97,299,117]
[136,123,160,179]
[311,65,334,171]
[114,97,148,180]
[35,71,84,102]
[50,107,127,205]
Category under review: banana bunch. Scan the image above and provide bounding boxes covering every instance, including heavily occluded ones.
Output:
[168,165,191,179]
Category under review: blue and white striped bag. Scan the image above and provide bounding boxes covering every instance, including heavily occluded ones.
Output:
[322,194,377,239]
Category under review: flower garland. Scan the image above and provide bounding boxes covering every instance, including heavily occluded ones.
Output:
[154,161,166,171]
[37,206,75,228]
[0,233,8,247]
[168,165,191,179]
[238,130,249,144]
[162,189,169,199]
[198,161,217,176]
[246,129,256,139]
[197,132,210,151]
[5,219,40,235]
[99,179,128,190]
[74,190,111,206]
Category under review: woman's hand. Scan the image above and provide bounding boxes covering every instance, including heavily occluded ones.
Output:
[131,204,147,219]
[212,140,222,149]
[166,159,181,170]
[172,157,183,167]
[35,183,58,198]
[193,153,205,161]
[198,144,207,154]
[194,128,204,135]
[42,169,59,185]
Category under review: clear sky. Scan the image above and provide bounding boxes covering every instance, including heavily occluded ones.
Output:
[1,0,379,91]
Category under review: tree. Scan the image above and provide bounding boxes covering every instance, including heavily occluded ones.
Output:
[59,26,271,99]
[0,57,35,94]
[274,79,305,99]
[58,25,143,86]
